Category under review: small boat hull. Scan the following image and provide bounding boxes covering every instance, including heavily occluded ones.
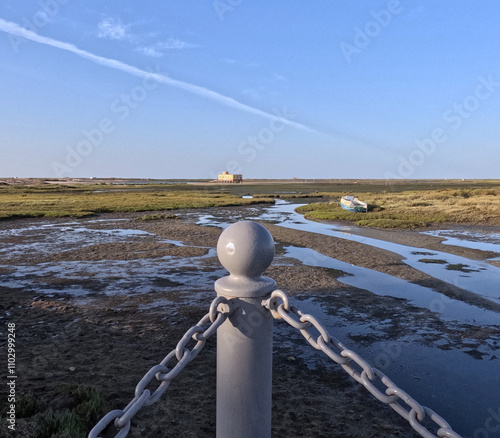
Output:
[340,196,367,213]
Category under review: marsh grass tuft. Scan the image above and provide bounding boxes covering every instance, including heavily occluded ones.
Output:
[296,187,500,229]
[418,259,448,264]
[446,263,480,273]
[0,385,108,438]
[16,391,44,418]
[135,213,179,221]
[38,409,85,438]
[0,185,274,220]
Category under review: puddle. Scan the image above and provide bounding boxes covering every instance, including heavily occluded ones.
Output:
[251,203,500,304]
[276,296,499,437]
[284,245,500,326]
[423,229,500,253]
[0,220,154,260]
[1,252,221,298]
[185,202,500,304]
[191,214,232,229]
[2,204,498,436]
[0,220,219,300]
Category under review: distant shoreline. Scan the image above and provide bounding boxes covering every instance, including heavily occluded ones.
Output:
[2,178,499,228]
[2,177,500,186]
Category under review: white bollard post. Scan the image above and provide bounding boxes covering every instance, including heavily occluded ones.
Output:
[215,221,276,438]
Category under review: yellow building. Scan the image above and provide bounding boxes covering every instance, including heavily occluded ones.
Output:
[218,171,242,183]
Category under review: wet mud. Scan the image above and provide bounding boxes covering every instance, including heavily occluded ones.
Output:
[1,206,499,437]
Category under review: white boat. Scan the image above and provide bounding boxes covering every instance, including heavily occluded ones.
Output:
[340,196,367,213]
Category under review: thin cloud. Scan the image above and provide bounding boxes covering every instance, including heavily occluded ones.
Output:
[136,38,200,58]
[0,18,319,134]
[243,89,263,101]
[135,45,163,58]
[159,38,199,50]
[97,17,130,41]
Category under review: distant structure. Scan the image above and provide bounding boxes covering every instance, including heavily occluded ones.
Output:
[218,171,242,183]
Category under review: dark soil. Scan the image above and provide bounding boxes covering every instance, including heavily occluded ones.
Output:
[1,208,498,437]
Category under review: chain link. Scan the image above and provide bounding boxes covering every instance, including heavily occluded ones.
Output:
[88,296,233,438]
[91,287,462,437]
[264,290,463,438]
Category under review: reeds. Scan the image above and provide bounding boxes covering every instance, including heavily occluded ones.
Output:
[296,187,500,228]
[0,185,274,220]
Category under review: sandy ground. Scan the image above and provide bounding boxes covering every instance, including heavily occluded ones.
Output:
[1,207,499,437]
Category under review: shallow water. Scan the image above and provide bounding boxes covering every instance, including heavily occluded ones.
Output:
[2,206,500,435]
[254,202,500,304]
[284,245,500,326]
[0,220,153,259]
[0,219,219,301]
[423,229,500,253]
[287,297,500,437]
[190,201,500,302]
[1,248,220,299]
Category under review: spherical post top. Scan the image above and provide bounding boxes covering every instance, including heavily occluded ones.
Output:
[217,221,275,277]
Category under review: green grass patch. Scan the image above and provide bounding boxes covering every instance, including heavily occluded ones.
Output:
[38,409,86,438]
[13,391,44,419]
[2,181,500,227]
[135,213,179,221]
[355,219,428,229]
[295,186,500,229]
[0,186,274,220]
[1,385,109,438]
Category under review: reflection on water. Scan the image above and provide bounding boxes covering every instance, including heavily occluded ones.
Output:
[1,204,500,435]
[284,245,500,325]
[190,201,500,302]
[0,220,151,259]
[287,297,500,437]
[423,229,500,253]
[1,246,219,298]
[0,219,219,300]
[256,202,500,304]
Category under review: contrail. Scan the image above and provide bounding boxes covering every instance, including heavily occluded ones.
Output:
[0,18,319,134]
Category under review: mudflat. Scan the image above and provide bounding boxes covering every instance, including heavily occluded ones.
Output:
[1,205,499,437]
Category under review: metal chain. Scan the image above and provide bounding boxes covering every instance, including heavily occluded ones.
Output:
[263,290,463,438]
[89,296,233,438]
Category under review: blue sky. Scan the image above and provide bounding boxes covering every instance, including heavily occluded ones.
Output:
[1,1,499,179]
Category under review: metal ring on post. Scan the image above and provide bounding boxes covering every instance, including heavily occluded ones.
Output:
[209,296,233,323]
[264,290,291,319]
